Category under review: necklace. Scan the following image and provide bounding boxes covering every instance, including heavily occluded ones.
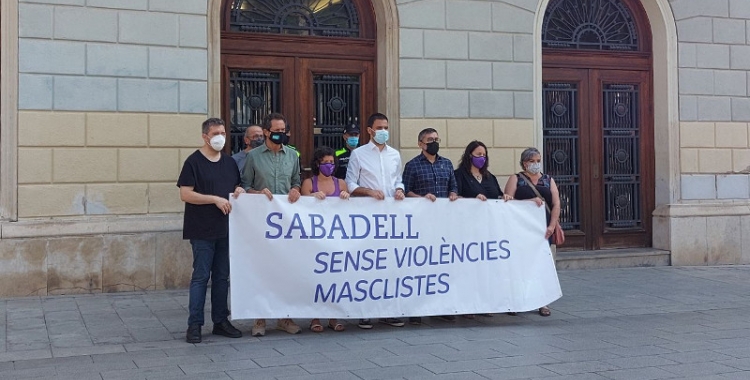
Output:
[474,174,482,182]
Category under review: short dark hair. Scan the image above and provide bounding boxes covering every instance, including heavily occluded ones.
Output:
[418,128,438,143]
[244,124,261,137]
[459,140,489,176]
[262,113,287,130]
[310,146,336,176]
[366,113,388,128]
[201,118,224,134]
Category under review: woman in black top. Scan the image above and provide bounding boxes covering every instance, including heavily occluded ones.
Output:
[455,140,513,201]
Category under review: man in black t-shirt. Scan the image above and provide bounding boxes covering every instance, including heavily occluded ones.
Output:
[177,118,245,344]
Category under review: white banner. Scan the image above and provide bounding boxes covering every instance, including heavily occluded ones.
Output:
[229,194,562,319]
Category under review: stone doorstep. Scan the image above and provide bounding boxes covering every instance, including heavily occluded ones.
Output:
[555,248,671,270]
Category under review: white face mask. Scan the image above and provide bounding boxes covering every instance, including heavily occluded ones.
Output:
[373,129,389,145]
[526,162,542,174]
[209,135,226,152]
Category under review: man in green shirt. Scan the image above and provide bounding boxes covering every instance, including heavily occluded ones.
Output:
[241,112,302,337]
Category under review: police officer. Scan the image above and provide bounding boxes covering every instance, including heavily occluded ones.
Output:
[334,124,360,179]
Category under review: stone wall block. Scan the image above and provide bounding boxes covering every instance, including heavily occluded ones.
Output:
[19,111,85,147]
[21,0,83,6]
[680,95,698,121]
[671,0,729,20]
[669,216,708,265]
[493,62,532,91]
[54,6,117,42]
[0,239,48,297]
[681,174,717,199]
[469,32,513,61]
[493,119,534,148]
[102,234,156,292]
[730,45,750,70]
[424,30,468,59]
[729,0,750,18]
[19,3,53,38]
[447,1,491,31]
[678,43,696,68]
[487,148,516,175]
[514,91,533,119]
[86,184,149,215]
[19,39,85,75]
[741,216,750,264]
[680,148,699,172]
[698,149,732,172]
[19,148,53,184]
[179,81,208,114]
[717,175,750,199]
[53,148,118,183]
[118,79,179,113]
[697,96,731,121]
[46,236,104,295]
[148,183,183,213]
[18,184,86,217]
[713,18,746,44]
[446,119,492,148]
[695,44,729,69]
[54,76,118,111]
[715,122,748,148]
[119,148,180,182]
[119,11,178,46]
[424,90,469,118]
[179,15,208,48]
[469,90,514,118]
[678,68,714,95]
[707,216,742,264]
[149,47,207,80]
[400,29,423,58]
[399,119,447,147]
[732,98,750,122]
[87,0,148,10]
[400,59,446,88]
[86,44,148,77]
[398,0,445,29]
[491,2,533,33]
[149,0,207,15]
[732,149,750,172]
[149,114,205,147]
[676,18,713,43]
[19,74,53,110]
[86,113,149,146]
[155,232,192,290]
[447,61,492,90]
[714,71,746,97]
[400,89,425,118]
[513,34,532,62]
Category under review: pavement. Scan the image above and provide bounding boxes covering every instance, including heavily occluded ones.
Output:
[2,265,750,380]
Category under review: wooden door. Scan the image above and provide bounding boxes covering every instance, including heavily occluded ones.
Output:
[543,68,653,250]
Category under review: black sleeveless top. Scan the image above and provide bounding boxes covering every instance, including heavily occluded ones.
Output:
[514,173,553,224]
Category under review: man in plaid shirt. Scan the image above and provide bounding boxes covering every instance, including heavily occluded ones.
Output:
[403,128,459,202]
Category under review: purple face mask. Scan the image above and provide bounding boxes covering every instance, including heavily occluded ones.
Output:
[471,156,486,169]
[319,162,335,177]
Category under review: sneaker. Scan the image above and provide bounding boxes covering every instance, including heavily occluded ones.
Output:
[358,319,373,329]
[437,315,456,322]
[251,319,266,337]
[186,324,201,343]
[276,318,301,334]
[379,318,405,327]
[212,320,242,338]
[409,317,422,325]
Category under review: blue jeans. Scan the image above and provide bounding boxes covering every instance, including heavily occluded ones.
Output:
[188,238,230,326]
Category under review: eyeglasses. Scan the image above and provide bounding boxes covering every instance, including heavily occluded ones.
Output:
[422,137,441,144]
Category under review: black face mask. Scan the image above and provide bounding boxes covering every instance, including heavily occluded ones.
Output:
[425,141,439,156]
[281,134,290,145]
[249,137,265,148]
[269,131,285,145]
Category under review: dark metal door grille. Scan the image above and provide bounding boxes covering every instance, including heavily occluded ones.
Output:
[543,83,581,231]
[542,0,638,51]
[602,84,641,228]
[229,71,280,153]
[313,74,360,151]
[229,0,360,38]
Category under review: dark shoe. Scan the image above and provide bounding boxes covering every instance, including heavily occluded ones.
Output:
[538,306,551,317]
[212,320,242,338]
[358,319,373,329]
[379,318,405,327]
[186,324,201,343]
[437,315,456,322]
[409,317,422,325]
[506,312,518,316]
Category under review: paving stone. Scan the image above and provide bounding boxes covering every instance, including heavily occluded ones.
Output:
[352,364,434,379]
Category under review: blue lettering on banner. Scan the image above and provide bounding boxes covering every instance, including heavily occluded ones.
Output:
[314,273,451,303]
[265,213,420,241]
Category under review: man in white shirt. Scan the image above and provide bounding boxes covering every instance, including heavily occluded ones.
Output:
[345,112,406,329]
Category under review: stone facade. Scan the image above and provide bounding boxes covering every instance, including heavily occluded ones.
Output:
[1,0,750,296]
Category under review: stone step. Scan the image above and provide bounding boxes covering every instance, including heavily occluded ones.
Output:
[555,248,671,270]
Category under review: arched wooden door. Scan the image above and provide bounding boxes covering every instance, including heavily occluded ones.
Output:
[542,0,654,250]
[220,0,377,170]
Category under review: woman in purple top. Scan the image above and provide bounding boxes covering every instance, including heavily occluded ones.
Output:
[301,146,350,332]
